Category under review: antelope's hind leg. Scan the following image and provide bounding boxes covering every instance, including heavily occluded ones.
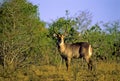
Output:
[85,57,93,70]
[88,59,93,70]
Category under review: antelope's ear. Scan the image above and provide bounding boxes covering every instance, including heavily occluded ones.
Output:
[53,33,60,38]
[53,33,57,37]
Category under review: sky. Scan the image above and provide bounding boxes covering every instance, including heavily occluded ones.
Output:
[29,0,120,25]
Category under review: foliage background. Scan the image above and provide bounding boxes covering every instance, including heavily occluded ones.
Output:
[0,0,120,80]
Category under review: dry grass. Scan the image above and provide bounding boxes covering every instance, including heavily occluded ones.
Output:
[0,61,120,81]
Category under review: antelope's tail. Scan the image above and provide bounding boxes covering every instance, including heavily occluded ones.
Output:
[88,45,92,57]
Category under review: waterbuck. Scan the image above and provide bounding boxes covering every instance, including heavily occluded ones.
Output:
[55,34,93,71]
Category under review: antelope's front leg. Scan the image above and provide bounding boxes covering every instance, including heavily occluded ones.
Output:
[65,57,71,71]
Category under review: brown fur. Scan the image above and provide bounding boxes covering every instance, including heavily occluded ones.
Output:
[56,34,93,71]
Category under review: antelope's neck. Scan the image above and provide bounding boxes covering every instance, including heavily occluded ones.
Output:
[59,40,66,53]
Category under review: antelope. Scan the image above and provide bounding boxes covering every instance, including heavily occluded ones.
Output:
[54,34,93,71]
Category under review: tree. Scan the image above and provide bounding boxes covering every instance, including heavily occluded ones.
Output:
[103,21,120,60]
[75,10,92,32]
[0,0,47,71]
[49,17,81,43]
